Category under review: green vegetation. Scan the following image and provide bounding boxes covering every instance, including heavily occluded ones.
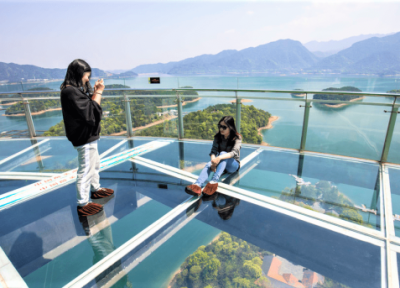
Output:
[171,231,350,288]
[313,86,363,105]
[171,232,269,288]
[137,103,270,144]
[4,87,60,115]
[279,180,372,227]
[42,84,198,137]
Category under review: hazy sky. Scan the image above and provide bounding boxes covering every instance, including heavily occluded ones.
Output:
[1,0,399,71]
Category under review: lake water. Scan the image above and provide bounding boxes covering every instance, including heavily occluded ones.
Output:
[1,75,400,162]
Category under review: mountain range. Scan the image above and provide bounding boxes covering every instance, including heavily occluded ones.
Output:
[0,63,108,83]
[131,32,400,76]
[303,33,391,57]
[1,32,400,82]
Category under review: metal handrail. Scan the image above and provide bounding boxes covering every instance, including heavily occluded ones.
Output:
[1,87,400,97]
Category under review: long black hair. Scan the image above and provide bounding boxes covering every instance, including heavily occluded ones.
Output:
[214,116,242,147]
[60,59,93,95]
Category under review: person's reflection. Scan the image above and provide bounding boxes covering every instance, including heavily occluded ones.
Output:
[203,192,240,220]
[77,199,132,287]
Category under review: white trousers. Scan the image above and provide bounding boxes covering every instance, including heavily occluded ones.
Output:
[74,140,101,206]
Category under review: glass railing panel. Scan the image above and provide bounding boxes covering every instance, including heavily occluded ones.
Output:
[388,168,400,237]
[26,99,64,137]
[0,162,192,287]
[386,98,400,164]
[180,92,237,141]
[231,149,381,230]
[140,141,256,174]
[306,100,391,160]
[0,138,132,173]
[130,96,178,138]
[82,191,382,288]
[98,96,127,137]
[240,98,304,148]
[0,94,27,137]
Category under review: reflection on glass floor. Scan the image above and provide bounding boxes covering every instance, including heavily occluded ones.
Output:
[1,162,192,287]
[0,137,392,288]
[84,193,381,288]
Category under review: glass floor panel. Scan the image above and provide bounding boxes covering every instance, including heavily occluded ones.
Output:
[141,140,257,175]
[388,167,400,237]
[0,139,40,161]
[0,162,192,287]
[0,179,36,196]
[84,192,382,288]
[0,138,152,173]
[230,149,382,230]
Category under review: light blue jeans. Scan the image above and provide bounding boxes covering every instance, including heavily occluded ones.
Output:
[194,151,239,187]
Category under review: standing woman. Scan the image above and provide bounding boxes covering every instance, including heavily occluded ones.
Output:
[60,59,114,216]
[185,116,242,196]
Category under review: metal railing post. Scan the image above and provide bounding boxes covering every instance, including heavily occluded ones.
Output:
[236,91,241,134]
[22,97,36,138]
[177,92,184,139]
[124,94,134,138]
[381,96,398,163]
[300,94,312,152]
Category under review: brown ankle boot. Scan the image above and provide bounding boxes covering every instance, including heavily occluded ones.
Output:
[77,202,103,216]
[185,184,201,196]
[203,182,218,195]
[91,188,114,199]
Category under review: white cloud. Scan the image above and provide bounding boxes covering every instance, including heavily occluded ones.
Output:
[246,10,254,15]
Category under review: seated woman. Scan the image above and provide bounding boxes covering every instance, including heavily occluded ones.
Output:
[185,116,242,196]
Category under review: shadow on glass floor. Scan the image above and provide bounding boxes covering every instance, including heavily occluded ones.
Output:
[0,162,192,287]
[85,192,381,288]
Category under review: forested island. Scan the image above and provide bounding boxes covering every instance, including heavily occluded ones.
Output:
[169,231,349,288]
[136,103,271,144]
[313,86,364,108]
[279,180,372,228]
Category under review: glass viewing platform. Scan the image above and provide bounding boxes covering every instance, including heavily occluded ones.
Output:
[1,76,400,288]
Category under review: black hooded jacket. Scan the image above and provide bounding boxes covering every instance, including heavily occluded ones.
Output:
[60,86,102,147]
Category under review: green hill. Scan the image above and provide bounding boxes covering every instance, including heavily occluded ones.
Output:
[136,103,270,144]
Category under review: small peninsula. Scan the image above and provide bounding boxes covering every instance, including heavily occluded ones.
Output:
[291,89,306,98]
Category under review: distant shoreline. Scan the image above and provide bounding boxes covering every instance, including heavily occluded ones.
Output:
[3,107,62,117]
[229,99,253,104]
[110,114,178,136]
[0,101,19,106]
[157,97,201,108]
[258,116,279,146]
[322,96,365,108]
